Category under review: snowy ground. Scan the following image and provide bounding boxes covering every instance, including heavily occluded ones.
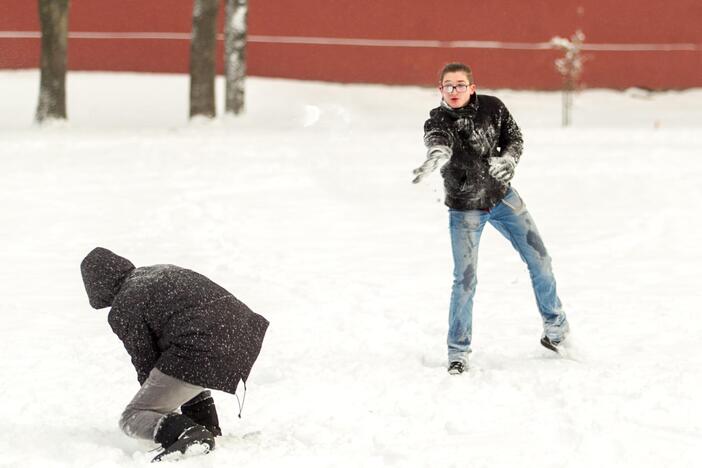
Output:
[1,71,701,468]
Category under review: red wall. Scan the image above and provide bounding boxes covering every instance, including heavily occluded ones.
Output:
[2,0,701,89]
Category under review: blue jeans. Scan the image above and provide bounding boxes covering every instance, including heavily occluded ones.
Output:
[447,188,569,365]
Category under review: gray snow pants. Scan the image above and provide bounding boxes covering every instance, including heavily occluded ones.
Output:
[119,368,207,440]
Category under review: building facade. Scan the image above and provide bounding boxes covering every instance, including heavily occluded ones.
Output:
[1,0,700,89]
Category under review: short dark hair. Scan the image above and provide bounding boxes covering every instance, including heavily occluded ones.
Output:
[439,63,474,84]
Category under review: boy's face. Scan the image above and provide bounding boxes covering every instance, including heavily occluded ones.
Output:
[440,71,476,109]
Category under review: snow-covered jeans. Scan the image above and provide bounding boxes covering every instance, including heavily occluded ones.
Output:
[447,187,569,365]
[119,368,207,441]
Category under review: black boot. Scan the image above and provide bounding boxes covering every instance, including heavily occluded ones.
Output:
[181,391,222,437]
[153,413,215,462]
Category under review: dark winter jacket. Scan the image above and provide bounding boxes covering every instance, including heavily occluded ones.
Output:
[424,94,524,210]
[80,247,269,395]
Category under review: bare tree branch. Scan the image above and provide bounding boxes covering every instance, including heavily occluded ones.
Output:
[551,30,586,127]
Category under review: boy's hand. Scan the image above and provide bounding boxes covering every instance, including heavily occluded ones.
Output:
[412,146,451,184]
[488,155,516,183]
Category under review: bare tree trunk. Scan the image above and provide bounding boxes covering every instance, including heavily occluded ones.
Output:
[562,80,574,127]
[561,90,573,127]
[224,0,247,115]
[189,0,219,119]
[36,0,70,123]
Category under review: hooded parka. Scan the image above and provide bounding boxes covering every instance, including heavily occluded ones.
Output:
[80,247,269,395]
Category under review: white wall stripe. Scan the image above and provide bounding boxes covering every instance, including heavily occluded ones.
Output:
[0,31,699,51]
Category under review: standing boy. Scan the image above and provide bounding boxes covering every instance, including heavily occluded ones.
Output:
[413,63,570,374]
[80,247,269,460]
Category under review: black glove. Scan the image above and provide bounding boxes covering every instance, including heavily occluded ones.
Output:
[181,391,222,437]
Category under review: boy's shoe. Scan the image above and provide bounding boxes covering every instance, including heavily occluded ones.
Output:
[540,335,563,352]
[152,414,215,462]
[447,361,466,375]
[152,426,214,462]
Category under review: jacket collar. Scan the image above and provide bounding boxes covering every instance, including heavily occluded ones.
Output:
[440,93,479,117]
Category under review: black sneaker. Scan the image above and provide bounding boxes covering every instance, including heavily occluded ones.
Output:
[447,361,466,375]
[540,336,562,352]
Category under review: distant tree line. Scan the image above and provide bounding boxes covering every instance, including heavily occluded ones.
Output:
[35,1,585,126]
[35,0,248,123]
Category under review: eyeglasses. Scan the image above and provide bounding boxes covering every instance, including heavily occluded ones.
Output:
[441,84,469,94]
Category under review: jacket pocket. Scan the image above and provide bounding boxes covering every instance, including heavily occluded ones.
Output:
[442,164,466,192]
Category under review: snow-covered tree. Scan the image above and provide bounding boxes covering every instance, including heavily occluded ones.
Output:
[224,0,247,115]
[550,30,585,127]
[35,0,70,123]
[189,0,219,119]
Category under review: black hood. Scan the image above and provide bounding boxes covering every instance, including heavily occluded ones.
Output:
[80,247,135,309]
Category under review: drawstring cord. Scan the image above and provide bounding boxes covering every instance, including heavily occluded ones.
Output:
[234,381,247,418]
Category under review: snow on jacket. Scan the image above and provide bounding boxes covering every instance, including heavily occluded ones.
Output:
[80,247,269,395]
[424,93,524,210]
